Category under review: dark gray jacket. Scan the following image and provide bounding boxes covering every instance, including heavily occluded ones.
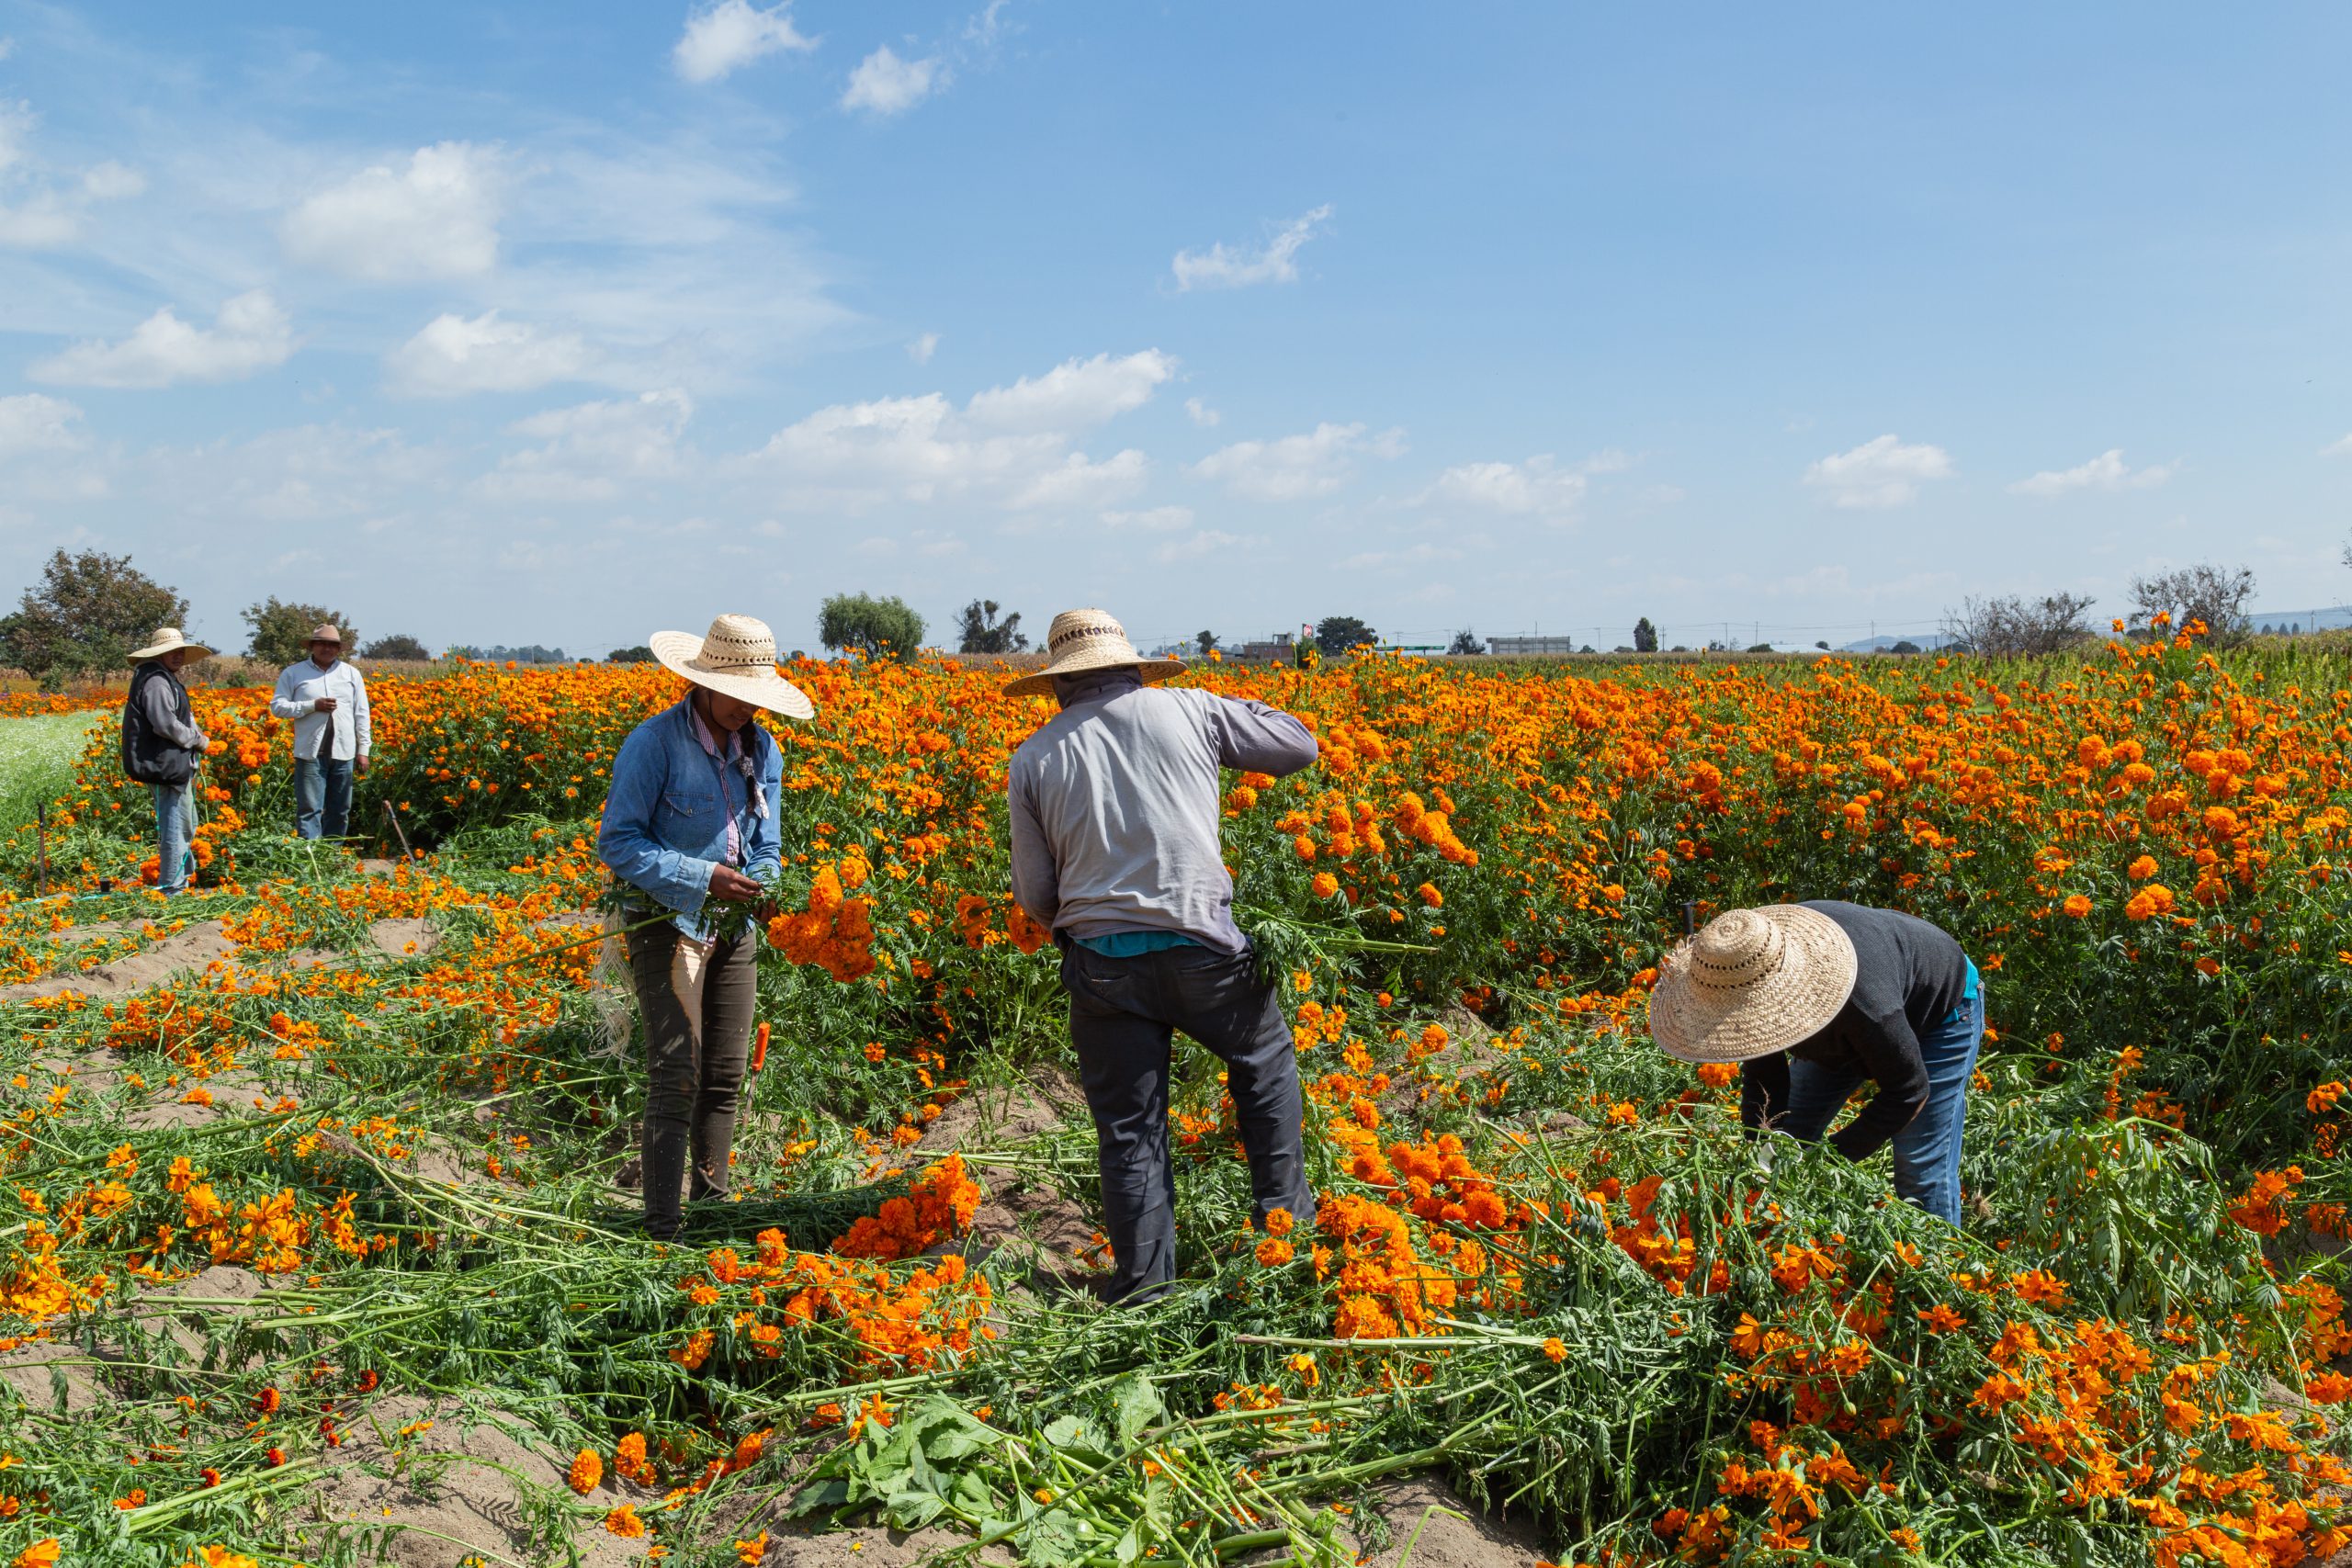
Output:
[122,661,204,786]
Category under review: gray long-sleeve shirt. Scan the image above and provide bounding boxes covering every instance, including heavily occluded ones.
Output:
[135,668,203,751]
[1009,676,1318,952]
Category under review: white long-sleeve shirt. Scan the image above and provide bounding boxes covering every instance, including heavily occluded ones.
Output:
[1008,673,1317,952]
[269,658,372,761]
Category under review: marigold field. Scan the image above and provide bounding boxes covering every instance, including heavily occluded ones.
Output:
[1,637,2349,1567]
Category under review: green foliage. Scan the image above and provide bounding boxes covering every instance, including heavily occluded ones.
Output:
[0,548,190,685]
[1634,616,1658,652]
[956,599,1029,654]
[1314,615,1377,657]
[0,710,104,836]
[358,633,432,661]
[243,596,356,666]
[820,592,927,662]
[606,645,656,663]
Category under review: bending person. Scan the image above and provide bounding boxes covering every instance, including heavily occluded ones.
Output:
[598,615,811,1240]
[1648,900,1983,1224]
[1006,608,1319,1303]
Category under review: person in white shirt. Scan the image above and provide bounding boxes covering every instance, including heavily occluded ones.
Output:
[268,622,372,840]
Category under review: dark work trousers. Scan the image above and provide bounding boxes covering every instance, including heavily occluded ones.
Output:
[627,922,758,1237]
[1059,941,1314,1303]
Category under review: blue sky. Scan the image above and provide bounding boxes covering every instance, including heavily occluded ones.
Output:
[4,2,2350,656]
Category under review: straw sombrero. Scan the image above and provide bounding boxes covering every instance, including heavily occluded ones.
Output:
[650,615,814,720]
[129,627,214,661]
[1647,905,1859,1064]
[1002,608,1184,698]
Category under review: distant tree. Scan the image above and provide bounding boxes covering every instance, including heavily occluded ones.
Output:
[359,633,432,661]
[606,645,656,664]
[1578,644,1596,654]
[1815,641,1830,650]
[1890,639,1923,655]
[955,599,1029,654]
[454,643,570,665]
[1939,592,2096,657]
[1746,643,1774,654]
[0,548,189,685]
[2128,562,2256,647]
[820,592,926,663]
[1314,615,1377,657]
[1633,617,1658,653]
[1612,646,1634,654]
[1669,645,1690,654]
[1195,630,1220,656]
[1447,629,1484,656]
[244,598,356,667]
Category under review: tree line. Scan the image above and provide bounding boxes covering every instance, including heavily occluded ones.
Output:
[0,548,2301,688]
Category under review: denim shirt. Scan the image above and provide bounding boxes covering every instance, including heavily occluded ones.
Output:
[598,697,785,938]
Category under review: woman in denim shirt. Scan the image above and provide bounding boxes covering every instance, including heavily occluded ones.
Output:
[598,615,813,1239]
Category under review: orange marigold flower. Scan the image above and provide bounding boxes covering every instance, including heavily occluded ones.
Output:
[2061,894,2092,918]
[567,1448,604,1495]
[1542,1337,1567,1363]
[605,1505,647,1538]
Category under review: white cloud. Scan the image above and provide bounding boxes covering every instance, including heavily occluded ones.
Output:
[2009,448,2174,496]
[148,424,444,525]
[480,389,694,502]
[907,332,940,364]
[842,46,944,116]
[673,0,817,83]
[1007,448,1148,510]
[1419,454,1589,520]
[2323,433,2352,458]
[0,100,143,248]
[1803,434,1954,510]
[1185,397,1219,428]
[1192,421,1400,501]
[1171,204,1332,291]
[1156,528,1242,564]
[281,141,501,281]
[0,39,14,62]
[31,289,294,388]
[965,349,1174,432]
[743,349,1167,512]
[82,161,144,200]
[386,311,597,398]
[1102,505,1193,533]
[0,393,85,458]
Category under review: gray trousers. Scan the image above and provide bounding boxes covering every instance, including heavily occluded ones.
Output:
[627,923,758,1235]
[1059,941,1313,1303]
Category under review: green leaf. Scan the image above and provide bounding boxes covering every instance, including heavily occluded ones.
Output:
[1113,1373,1167,1445]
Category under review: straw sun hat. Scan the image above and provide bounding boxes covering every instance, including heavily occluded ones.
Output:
[650,614,815,720]
[1001,608,1184,698]
[129,627,213,661]
[1647,906,1860,1064]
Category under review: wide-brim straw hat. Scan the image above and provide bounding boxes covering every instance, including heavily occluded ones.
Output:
[1647,905,1860,1064]
[1002,607,1184,698]
[650,614,814,720]
[129,627,213,661]
[308,623,344,646]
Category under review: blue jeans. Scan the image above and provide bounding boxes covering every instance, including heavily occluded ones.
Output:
[152,783,195,895]
[294,756,354,840]
[1781,985,1984,1224]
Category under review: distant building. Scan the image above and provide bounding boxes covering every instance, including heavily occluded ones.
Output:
[1487,636,1581,656]
[1236,633,1295,663]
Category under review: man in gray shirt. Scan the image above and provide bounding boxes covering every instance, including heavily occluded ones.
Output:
[1006,608,1318,1303]
[121,627,214,896]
